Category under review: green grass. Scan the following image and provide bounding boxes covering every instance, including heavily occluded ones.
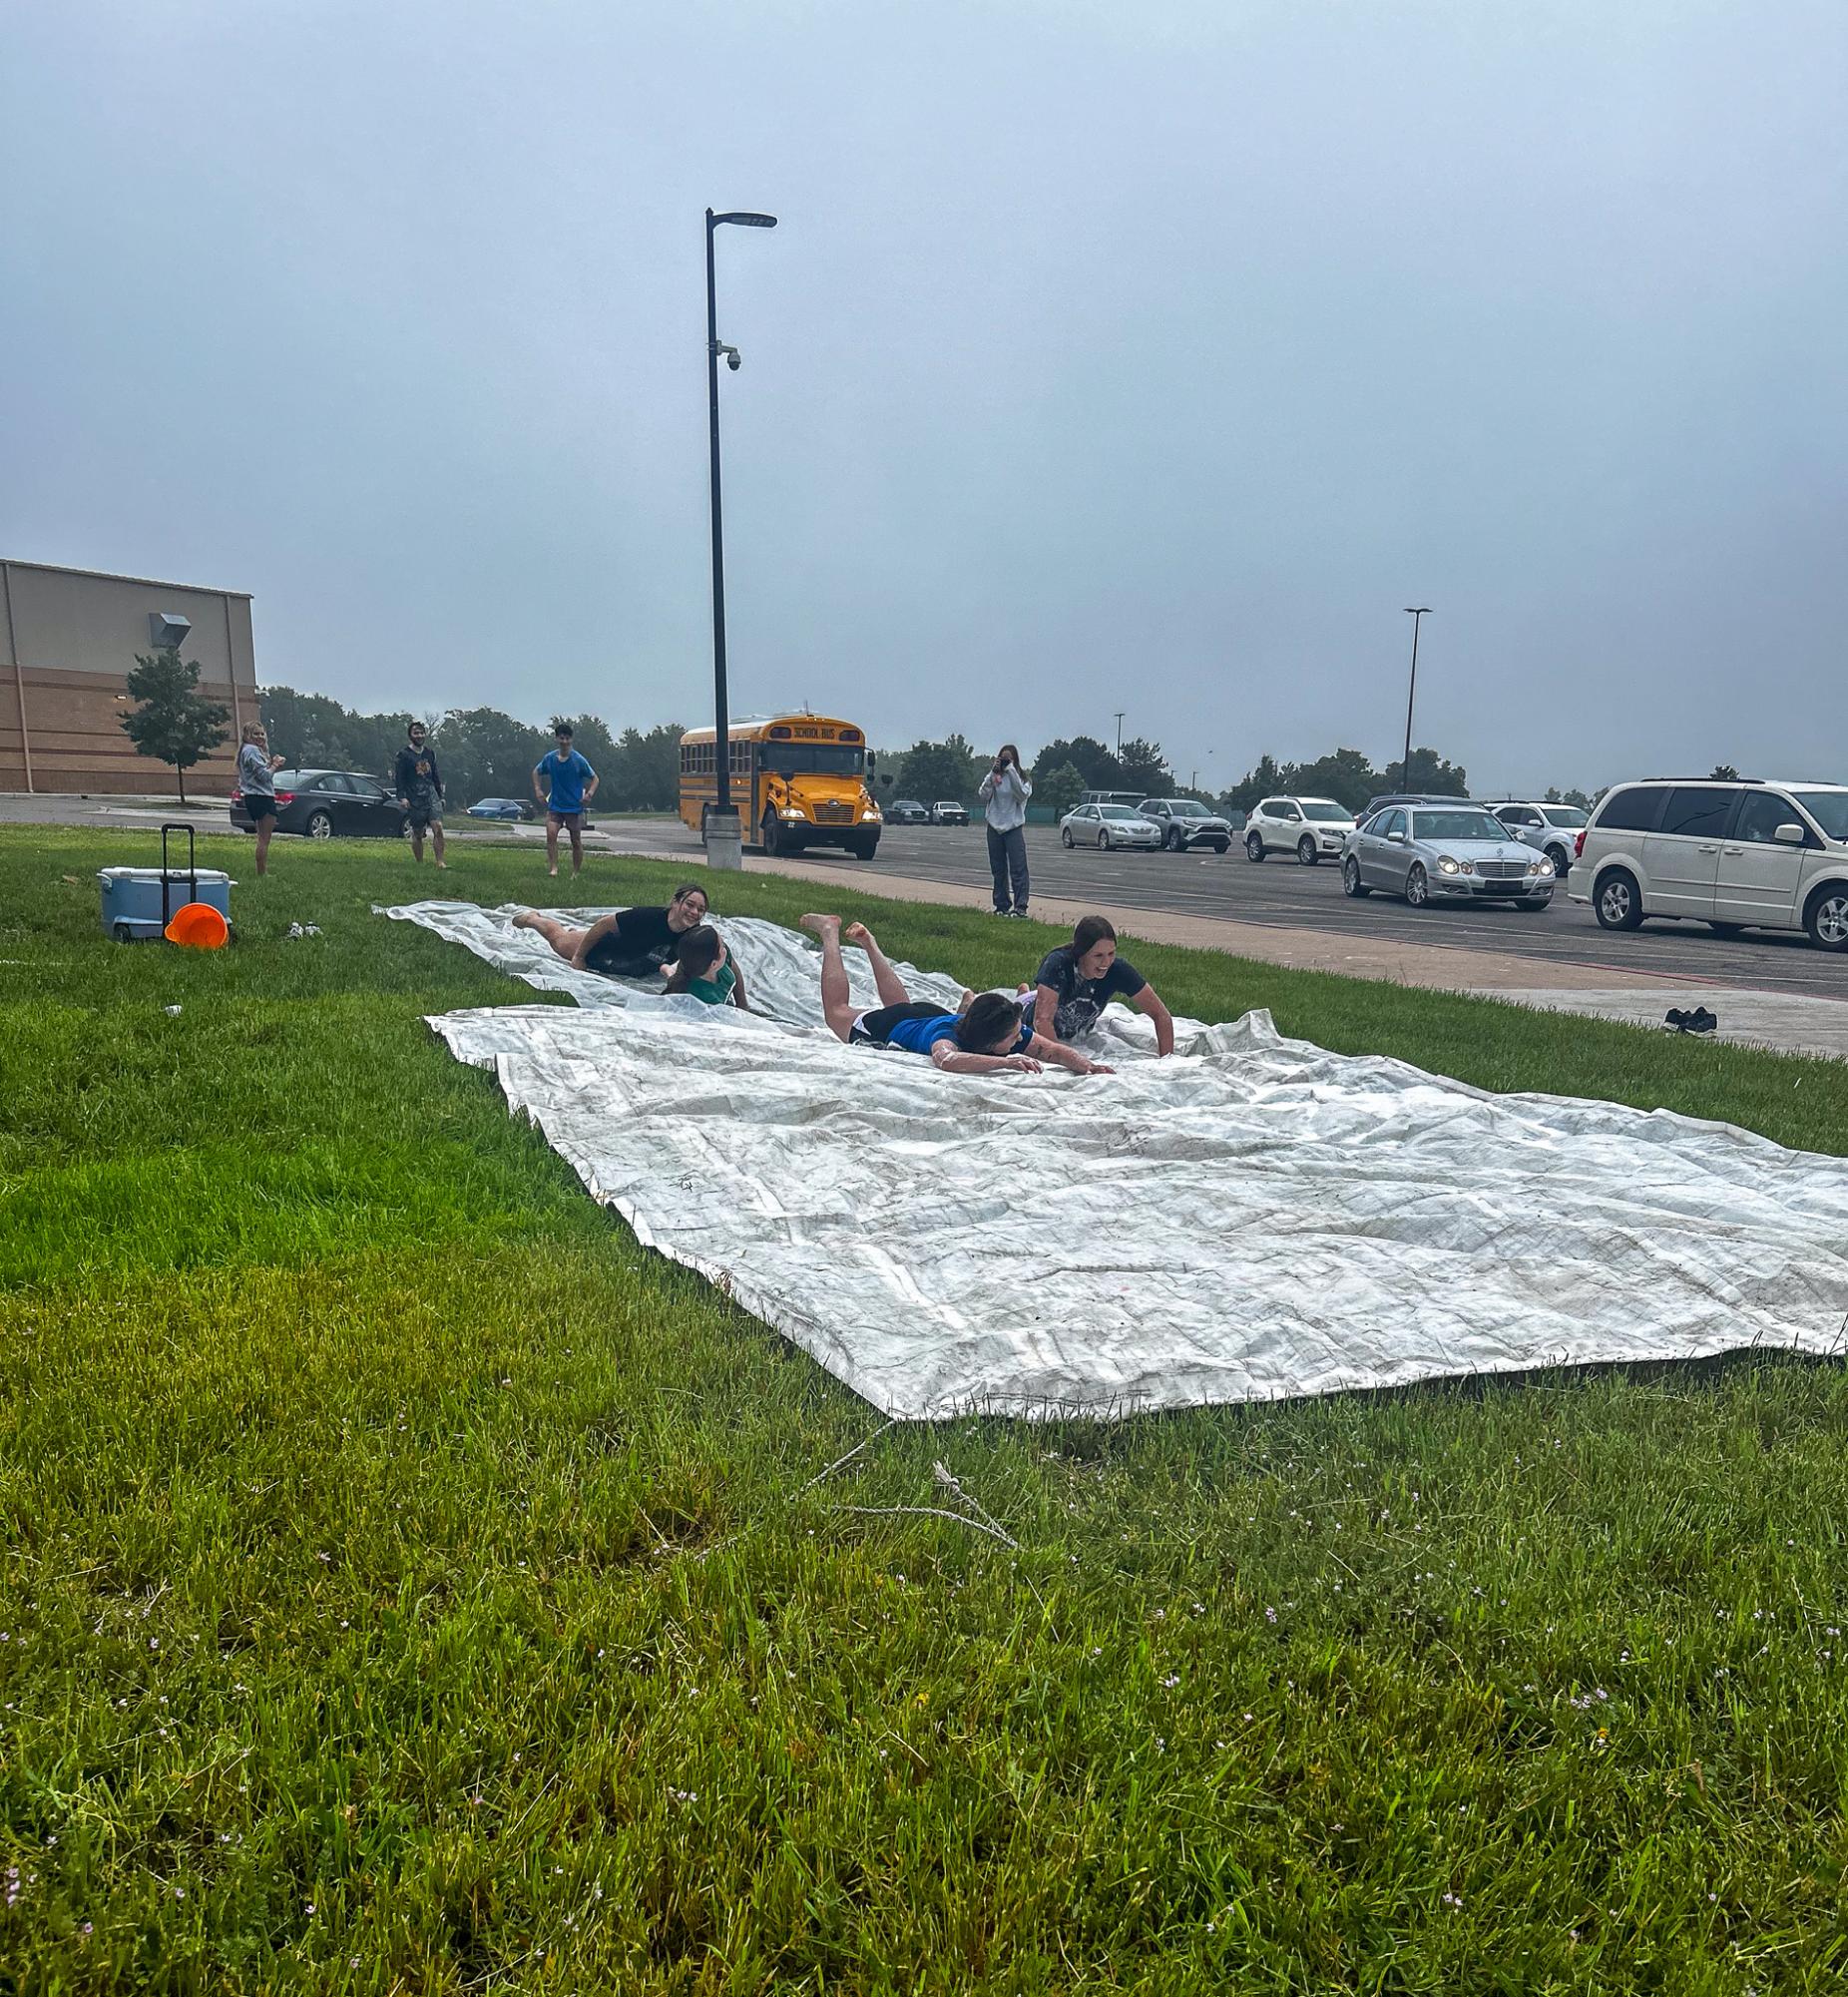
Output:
[3,826,1847,1994]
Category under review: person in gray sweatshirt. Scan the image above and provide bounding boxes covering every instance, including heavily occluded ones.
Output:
[978,744,1033,918]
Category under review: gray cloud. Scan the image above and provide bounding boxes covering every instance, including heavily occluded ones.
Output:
[4,0,1844,796]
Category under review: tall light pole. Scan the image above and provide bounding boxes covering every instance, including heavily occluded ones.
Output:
[1400,607,1431,790]
[1114,711,1126,755]
[704,206,777,869]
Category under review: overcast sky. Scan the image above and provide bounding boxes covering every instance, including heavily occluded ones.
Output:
[4,1,1844,796]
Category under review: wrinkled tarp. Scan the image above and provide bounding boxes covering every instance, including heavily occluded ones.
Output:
[389,901,1848,1418]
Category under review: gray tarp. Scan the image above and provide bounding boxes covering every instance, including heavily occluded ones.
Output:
[385,901,1848,1418]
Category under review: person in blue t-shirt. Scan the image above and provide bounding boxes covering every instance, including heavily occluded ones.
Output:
[800,913,1111,1077]
[532,722,600,878]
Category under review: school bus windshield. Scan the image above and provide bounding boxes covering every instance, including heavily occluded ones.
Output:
[762,744,865,777]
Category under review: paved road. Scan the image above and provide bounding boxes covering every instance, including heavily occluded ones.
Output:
[730,822,1848,999]
[11,795,1845,998]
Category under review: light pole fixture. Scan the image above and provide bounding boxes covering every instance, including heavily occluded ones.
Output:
[704,206,777,868]
[1400,608,1431,789]
[1114,711,1126,755]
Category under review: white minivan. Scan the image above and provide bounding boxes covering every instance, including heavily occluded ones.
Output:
[1568,778,1848,951]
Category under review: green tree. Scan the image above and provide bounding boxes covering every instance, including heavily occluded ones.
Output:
[1036,760,1086,819]
[1118,737,1173,797]
[1033,736,1122,791]
[121,647,230,802]
[1562,787,1592,809]
[258,686,413,776]
[1710,764,1740,782]
[1282,747,1377,813]
[605,724,684,811]
[1392,747,1469,796]
[432,708,551,805]
[895,739,979,804]
[1223,752,1286,816]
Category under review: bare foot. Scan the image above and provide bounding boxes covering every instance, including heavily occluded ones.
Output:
[548,867,558,878]
[956,989,976,1014]
[799,912,841,941]
[437,861,448,870]
[844,921,873,948]
[512,911,539,930]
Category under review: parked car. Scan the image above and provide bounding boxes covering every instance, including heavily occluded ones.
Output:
[1568,777,1848,950]
[1242,795,1358,864]
[230,768,410,840]
[1060,802,1162,851]
[1491,800,1590,877]
[929,800,970,825]
[1359,791,1470,821]
[1080,789,1149,809]
[885,797,931,825]
[1341,803,1555,908]
[466,796,535,821]
[1139,796,1233,853]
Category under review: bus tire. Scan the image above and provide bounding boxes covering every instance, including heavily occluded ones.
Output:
[761,811,784,857]
[849,835,878,860]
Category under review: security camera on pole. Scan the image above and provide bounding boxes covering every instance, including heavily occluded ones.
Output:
[702,206,777,871]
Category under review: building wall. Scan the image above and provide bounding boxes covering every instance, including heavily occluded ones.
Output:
[1,559,257,794]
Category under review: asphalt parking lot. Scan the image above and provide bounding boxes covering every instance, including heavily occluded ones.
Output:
[769,822,1848,999]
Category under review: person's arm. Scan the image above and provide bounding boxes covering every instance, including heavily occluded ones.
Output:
[533,756,551,807]
[931,1041,1043,1076]
[1009,765,1032,800]
[1028,1032,1111,1076]
[431,751,444,800]
[1135,984,1175,1056]
[1032,984,1060,1043]
[977,768,1000,802]
[580,756,599,804]
[569,912,622,968]
[394,748,411,807]
[728,962,751,1011]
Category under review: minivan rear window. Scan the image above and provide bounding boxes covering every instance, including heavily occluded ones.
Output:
[1659,786,1736,839]
[1594,785,1666,833]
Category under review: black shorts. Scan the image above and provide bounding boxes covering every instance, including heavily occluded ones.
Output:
[244,794,278,821]
[850,1000,951,1047]
[584,933,662,980]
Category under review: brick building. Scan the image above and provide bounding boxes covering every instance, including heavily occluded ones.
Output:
[1,558,258,794]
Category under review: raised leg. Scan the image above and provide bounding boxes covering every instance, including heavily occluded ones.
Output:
[801,913,859,1042]
[845,921,909,1008]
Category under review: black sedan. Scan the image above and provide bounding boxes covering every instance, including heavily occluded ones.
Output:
[230,768,410,840]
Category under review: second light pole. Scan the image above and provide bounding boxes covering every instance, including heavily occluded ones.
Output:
[1400,607,1432,790]
[703,205,777,870]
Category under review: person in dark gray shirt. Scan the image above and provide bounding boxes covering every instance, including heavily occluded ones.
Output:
[1025,914,1176,1055]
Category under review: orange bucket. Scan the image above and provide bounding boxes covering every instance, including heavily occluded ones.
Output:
[165,901,231,949]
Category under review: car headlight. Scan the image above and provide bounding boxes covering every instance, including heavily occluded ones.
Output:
[1529,858,1548,874]
[781,807,805,820]
[861,809,879,822]
[1437,856,1460,874]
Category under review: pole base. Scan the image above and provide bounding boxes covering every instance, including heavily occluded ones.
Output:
[704,806,743,872]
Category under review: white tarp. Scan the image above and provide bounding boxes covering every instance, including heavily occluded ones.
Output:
[390,901,1848,1418]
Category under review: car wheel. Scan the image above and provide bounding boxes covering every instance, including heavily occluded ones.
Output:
[1245,833,1265,862]
[1099,829,1113,850]
[1209,840,1228,854]
[1546,844,1571,878]
[1164,827,1183,851]
[1595,868,1644,930]
[1061,826,1075,847]
[306,809,333,839]
[1706,921,1744,937]
[1804,883,1848,952]
[1341,858,1370,898]
[1405,863,1429,908]
[1297,835,1317,865]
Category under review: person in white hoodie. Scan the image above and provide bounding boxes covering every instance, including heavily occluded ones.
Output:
[978,744,1033,918]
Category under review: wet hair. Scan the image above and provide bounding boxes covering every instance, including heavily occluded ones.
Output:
[1073,914,1117,956]
[955,991,1024,1053]
[241,722,265,744]
[407,720,425,738]
[997,744,1021,766]
[671,882,708,910]
[663,924,724,992]
[553,721,574,739]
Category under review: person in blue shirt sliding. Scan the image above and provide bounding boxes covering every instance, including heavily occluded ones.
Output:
[800,913,1111,1077]
[531,721,600,878]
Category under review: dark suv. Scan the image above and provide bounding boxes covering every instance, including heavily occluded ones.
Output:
[1138,797,1233,853]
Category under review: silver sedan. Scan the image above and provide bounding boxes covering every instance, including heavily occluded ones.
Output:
[1342,804,1556,908]
[1060,802,1163,850]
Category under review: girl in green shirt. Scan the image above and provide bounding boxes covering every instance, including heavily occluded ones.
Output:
[662,926,749,1011]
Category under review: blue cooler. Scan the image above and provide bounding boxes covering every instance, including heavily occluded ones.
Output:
[98,822,234,942]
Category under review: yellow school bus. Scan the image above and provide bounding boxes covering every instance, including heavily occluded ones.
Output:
[679,713,882,858]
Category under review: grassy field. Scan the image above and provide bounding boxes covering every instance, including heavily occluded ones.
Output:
[3,825,1847,1994]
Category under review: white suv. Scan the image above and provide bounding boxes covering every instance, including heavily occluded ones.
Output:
[1569,778,1848,951]
[1242,796,1357,865]
[1491,801,1591,878]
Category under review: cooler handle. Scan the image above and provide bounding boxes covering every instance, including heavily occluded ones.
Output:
[160,821,199,927]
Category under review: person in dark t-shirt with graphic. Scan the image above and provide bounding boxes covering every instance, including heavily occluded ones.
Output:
[1025,914,1175,1055]
[394,721,447,867]
[514,882,708,978]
